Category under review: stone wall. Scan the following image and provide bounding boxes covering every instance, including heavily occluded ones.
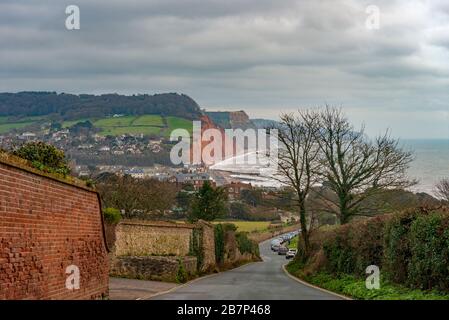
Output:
[111,256,197,282]
[107,219,262,281]
[106,220,213,282]
[111,220,195,257]
[196,220,216,272]
[0,157,109,300]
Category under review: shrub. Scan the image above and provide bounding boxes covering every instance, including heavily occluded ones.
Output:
[12,142,71,176]
[214,223,260,265]
[383,209,419,284]
[222,223,237,232]
[320,216,386,277]
[407,213,449,291]
[236,232,259,257]
[322,225,356,275]
[103,208,122,224]
[352,216,387,276]
[322,215,390,277]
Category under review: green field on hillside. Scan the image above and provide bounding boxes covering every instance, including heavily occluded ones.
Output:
[0,122,36,133]
[94,115,166,136]
[166,116,193,137]
[0,116,44,133]
[62,119,90,128]
[88,115,189,137]
[93,115,137,127]
[99,126,162,136]
[18,116,48,122]
[0,114,192,137]
[132,115,164,126]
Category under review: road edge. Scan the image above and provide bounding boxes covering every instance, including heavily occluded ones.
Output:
[139,261,261,300]
[282,264,353,300]
[136,272,218,300]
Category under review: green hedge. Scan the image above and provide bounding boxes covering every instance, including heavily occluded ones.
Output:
[385,210,449,291]
[306,207,449,293]
[321,216,386,277]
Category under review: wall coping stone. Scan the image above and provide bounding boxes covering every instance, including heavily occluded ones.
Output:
[120,219,196,230]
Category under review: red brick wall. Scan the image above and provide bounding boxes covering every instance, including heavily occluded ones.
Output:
[0,161,109,300]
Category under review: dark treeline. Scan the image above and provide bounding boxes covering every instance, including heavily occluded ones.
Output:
[0,92,202,120]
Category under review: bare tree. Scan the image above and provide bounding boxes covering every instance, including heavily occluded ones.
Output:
[435,178,449,202]
[96,174,178,218]
[316,106,415,224]
[275,110,321,257]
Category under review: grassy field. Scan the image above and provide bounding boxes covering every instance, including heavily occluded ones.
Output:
[132,115,164,126]
[64,114,187,137]
[0,116,46,133]
[62,119,90,128]
[99,126,162,136]
[0,114,192,137]
[94,115,165,136]
[93,115,137,127]
[176,220,272,233]
[18,116,48,122]
[0,121,37,133]
[166,116,193,137]
[213,221,271,233]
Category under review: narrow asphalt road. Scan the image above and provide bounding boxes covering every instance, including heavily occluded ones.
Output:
[151,237,341,300]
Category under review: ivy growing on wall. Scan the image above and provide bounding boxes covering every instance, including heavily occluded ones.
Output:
[189,227,204,271]
[176,258,188,284]
[214,224,225,264]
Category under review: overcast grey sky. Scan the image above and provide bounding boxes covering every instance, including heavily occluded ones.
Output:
[1,0,449,138]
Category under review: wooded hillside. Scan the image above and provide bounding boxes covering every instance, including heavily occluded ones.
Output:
[0,92,202,120]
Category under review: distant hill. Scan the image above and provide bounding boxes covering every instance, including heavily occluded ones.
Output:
[251,118,279,129]
[0,92,282,138]
[0,92,202,120]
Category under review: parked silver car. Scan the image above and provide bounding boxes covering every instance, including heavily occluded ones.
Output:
[286,249,297,259]
[271,238,283,251]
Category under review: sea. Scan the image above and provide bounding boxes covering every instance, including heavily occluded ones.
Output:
[211,139,449,196]
[403,139,449,195]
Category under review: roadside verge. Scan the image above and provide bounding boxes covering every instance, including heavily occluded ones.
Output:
[282,264,352,300]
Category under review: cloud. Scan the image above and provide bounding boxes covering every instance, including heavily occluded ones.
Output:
[0,0,448,138]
